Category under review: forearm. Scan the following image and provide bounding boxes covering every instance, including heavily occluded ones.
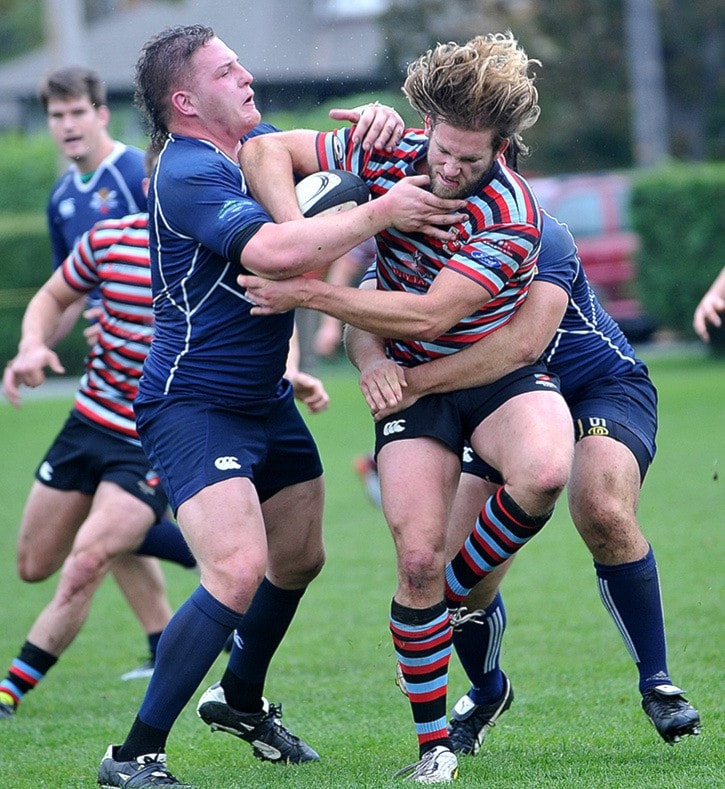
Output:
[344,323,387,372]
[18,288,66,354]
[405,280,567,396]
[240,131,317,222]
[292,277,448,340]
[241,199,387,281]
[404,325,530,397]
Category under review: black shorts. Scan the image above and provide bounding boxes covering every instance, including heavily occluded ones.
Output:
[374,362,561,460]
[35,410,168,520]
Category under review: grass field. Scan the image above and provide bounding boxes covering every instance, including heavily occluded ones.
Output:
[0,351,722,788]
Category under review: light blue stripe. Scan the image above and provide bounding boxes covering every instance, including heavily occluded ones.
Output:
[415,716,448,736]
[13,659,44,682]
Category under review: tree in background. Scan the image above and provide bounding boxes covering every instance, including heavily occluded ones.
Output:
[380,0,723,173]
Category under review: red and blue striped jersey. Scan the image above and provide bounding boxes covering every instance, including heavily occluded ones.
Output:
[317,128,542,366]
[61,213,152,440]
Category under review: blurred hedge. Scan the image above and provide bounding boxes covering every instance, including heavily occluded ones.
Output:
[631,162,725,342]
[0,134,88,375]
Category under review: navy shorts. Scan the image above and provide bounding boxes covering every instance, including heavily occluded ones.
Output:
[35,410,168,520]
[135,383,323,513]
[464,363,657,484]
[374,362,562,460]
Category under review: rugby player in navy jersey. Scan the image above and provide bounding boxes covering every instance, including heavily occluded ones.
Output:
[239,33,575,782]
[98,24,465,788]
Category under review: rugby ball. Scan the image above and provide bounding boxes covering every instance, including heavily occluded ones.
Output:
[295,170,371,217]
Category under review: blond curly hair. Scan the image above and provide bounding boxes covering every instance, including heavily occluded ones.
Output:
[403,32,541,153]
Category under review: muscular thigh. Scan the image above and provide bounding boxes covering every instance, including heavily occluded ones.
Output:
[377,437,460,555]
[471,389,573,488]
[75,480,159,557]
[262,476,325,587]
[17,481,92,578]
[177,477,267,580]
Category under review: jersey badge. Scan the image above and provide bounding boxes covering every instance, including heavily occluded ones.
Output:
[91,187,119,216]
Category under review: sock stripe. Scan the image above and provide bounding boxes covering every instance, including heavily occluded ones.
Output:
[597,577,639,662]
[0,681,21,704]
[391,603,452,751]
[482,607,505,674]
[11,659,44,686]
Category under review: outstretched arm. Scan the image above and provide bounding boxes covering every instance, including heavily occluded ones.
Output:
[366,280,568,420]
[239,265,492,342]
[2,269,81,406]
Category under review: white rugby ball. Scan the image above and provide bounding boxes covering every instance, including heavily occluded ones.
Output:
[295,170,371,217]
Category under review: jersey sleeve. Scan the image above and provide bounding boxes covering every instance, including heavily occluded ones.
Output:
[61,225,101,294]
[159,153,272,262]
[533,212,578,297]
[47,197,69,270]
[448,220,540,298]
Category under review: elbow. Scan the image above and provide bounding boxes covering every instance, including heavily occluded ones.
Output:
[414,316,452,342]
[518,339,544,365]
[241,250,306,280]
[512,335,546,365]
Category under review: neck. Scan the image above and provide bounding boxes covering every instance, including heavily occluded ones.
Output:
[75,137,116,174]
[170,119,246,161]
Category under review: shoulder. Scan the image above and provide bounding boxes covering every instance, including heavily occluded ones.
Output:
[242,122,281,142]
[540,212,577,261]
[48,169,75,201]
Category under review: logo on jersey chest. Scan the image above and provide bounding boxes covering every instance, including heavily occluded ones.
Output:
[59,198,75,219]
[444,224,469,254]
[90,187,119,215]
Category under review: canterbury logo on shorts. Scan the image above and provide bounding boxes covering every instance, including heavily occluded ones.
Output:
[382,419,406,436]
[214,456,242,471]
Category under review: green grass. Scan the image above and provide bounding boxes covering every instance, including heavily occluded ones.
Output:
[0,352,723,787]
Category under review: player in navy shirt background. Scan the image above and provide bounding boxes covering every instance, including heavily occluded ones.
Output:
[39,66,146,323]
[98,24,464,788]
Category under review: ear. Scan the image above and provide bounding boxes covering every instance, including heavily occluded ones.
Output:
[423,114,433,136]
[141,176,150,197]
[97,104,111,127]
[496,138,510,158]
[170,89,196,118]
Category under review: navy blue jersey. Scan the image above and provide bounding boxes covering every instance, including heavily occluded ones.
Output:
[537,211,645,401]
[47,142,146,269]
[138,132,294,405]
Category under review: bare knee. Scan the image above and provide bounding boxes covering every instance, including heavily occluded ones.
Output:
[201,557,268,612]
[570,496,648,563]
[63,548,110,592]
[17,551,58,583]
[510,462,569,515]
[276,549,325,589]
[398,548,444,597]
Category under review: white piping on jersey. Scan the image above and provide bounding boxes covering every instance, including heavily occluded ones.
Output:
[543,257,638,369]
